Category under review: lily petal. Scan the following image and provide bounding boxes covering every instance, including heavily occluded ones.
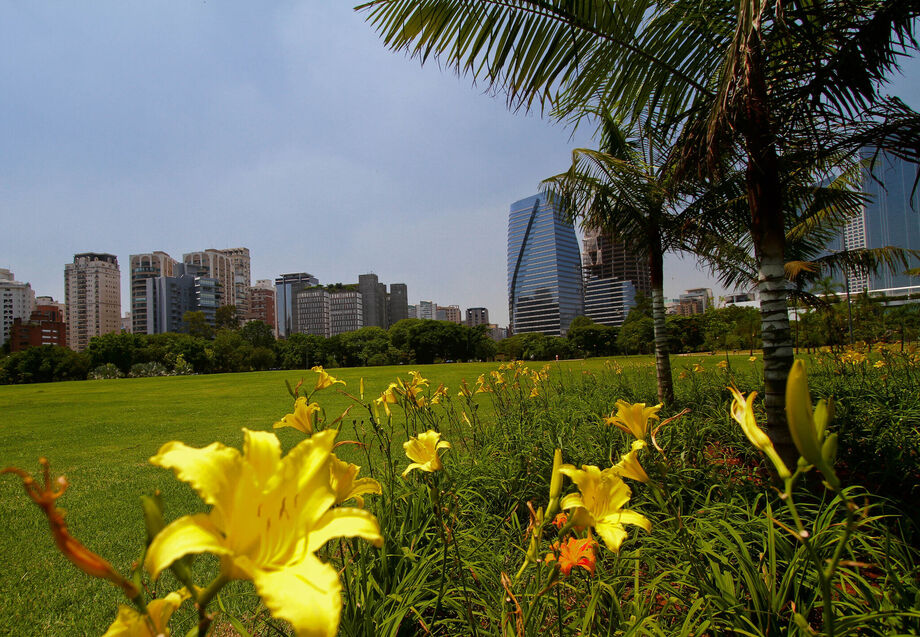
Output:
[308,508,383,553]
[253,556,341,637]
[145,513,231,580]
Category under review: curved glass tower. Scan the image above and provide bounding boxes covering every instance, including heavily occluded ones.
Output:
[507,194,584,336]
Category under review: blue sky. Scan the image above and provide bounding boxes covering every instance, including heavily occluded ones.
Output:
[2,3,918,326]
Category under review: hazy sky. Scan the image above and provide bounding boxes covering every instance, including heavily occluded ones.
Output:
[2,3,918,326]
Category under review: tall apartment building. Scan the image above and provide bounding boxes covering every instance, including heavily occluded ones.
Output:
[275,273,319,337]
[581,227,650,326]
[466,307,490,327]
[10,304,67,351]
[183,250,234,308]
[407,304,418,319]
[145,263,223,334]
[65,253,121,351]
[129,252,177,335]
[835,151,920,294]
[388,283,409,325]
[216,248,251,318]
[436,305,462,323]
[247,279,276,329]
[1,269,36,347]
[507,194,583,336]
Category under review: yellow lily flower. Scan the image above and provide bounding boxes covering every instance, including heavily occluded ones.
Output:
[603,400,662,439]
[693,363,704,373]
[749,356,758,362]
[311,366,345,391]
[408,370,429,388]
[329,455,381,508]
[558,464,650,552]
[273,397,320,434]
[613,440,650,483]
[728,386,791,479]
[430,384,448,404]
[375,382,399,416]
[786,360,839,488]
[457,379,473,398]
[402,430,451,476]
[717,360,728,369]
[145,429,382,637]
[102,589,191,637]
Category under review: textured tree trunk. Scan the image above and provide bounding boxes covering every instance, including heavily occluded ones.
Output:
[743,28,797,467]
[648,232,674,405]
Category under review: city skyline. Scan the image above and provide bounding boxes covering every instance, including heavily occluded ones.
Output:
[12,5,901,324]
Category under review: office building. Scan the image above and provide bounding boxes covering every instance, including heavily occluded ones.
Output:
[1,270,36,347]
[507,194,584,335]
[358,274,388,328]
[407,304,418,319]
[466,307,489,327]
[581,227,650,326]
[388,283,409,325]
[275,273,319,338]
[330,289,364,336]
[216,248,252,317]
[248,280,276,329]
[65,253,121,351]
[145,263,223,334]
[584,278,636,326]
[835,151,920,295]
[10,304,67,351]
[130,252,177,335]
[418,300,435,321]
[677,288,713,316]
[183,250,234,308]
[293,287,331,337]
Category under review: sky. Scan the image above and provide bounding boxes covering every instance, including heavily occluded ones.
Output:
[2,3,918,327]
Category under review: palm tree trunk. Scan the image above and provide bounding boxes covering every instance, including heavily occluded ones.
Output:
[743,29,797,468]
[648,235,674,405]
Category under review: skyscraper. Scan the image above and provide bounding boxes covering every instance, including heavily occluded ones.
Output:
[836,151,920,294]
[358,274,388,328]
[183,250,234,308]
[65,253,121,351]
[388,283,409,325]
[581,227,650,326]
[507,194,584,335]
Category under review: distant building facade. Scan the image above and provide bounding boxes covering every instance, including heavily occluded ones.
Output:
[388,283,409,325]
[437,305,462,323]
[418,300,435,321]
[216,248,251,318]
[275,273,319,338]
[293,287,331,337]
[65,253,121,351]
[0,269,35,347]
[834,151,920,294]
[358,274,388,328]
[677,288,713,316]
[581,227,649,327]
[247,279,276,329]
[145,263,223,334]
[466,307,489,327]
[10,304,67,351]
[130,252,176,335]
[183,250,234,308]
[507,194,583,335]
[330,289,364,336]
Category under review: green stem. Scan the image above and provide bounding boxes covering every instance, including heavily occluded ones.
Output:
[197,573,230,637]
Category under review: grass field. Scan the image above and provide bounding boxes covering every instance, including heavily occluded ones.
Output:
[0,358,621,636]
[2,352,916,636]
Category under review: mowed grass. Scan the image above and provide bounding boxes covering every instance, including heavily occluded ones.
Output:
[0,354,755,636]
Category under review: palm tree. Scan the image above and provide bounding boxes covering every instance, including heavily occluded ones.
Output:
[542,116,687,405]
[357,0,920,447]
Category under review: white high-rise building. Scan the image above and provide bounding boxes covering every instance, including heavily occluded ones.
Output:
[216,248,251,318]
[0,269,36,347]
[65,253,121,351]
[183,250,235,308]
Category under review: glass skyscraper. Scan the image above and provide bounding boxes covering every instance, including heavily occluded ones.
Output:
[507,194,584,336]
[837,151,920,293]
